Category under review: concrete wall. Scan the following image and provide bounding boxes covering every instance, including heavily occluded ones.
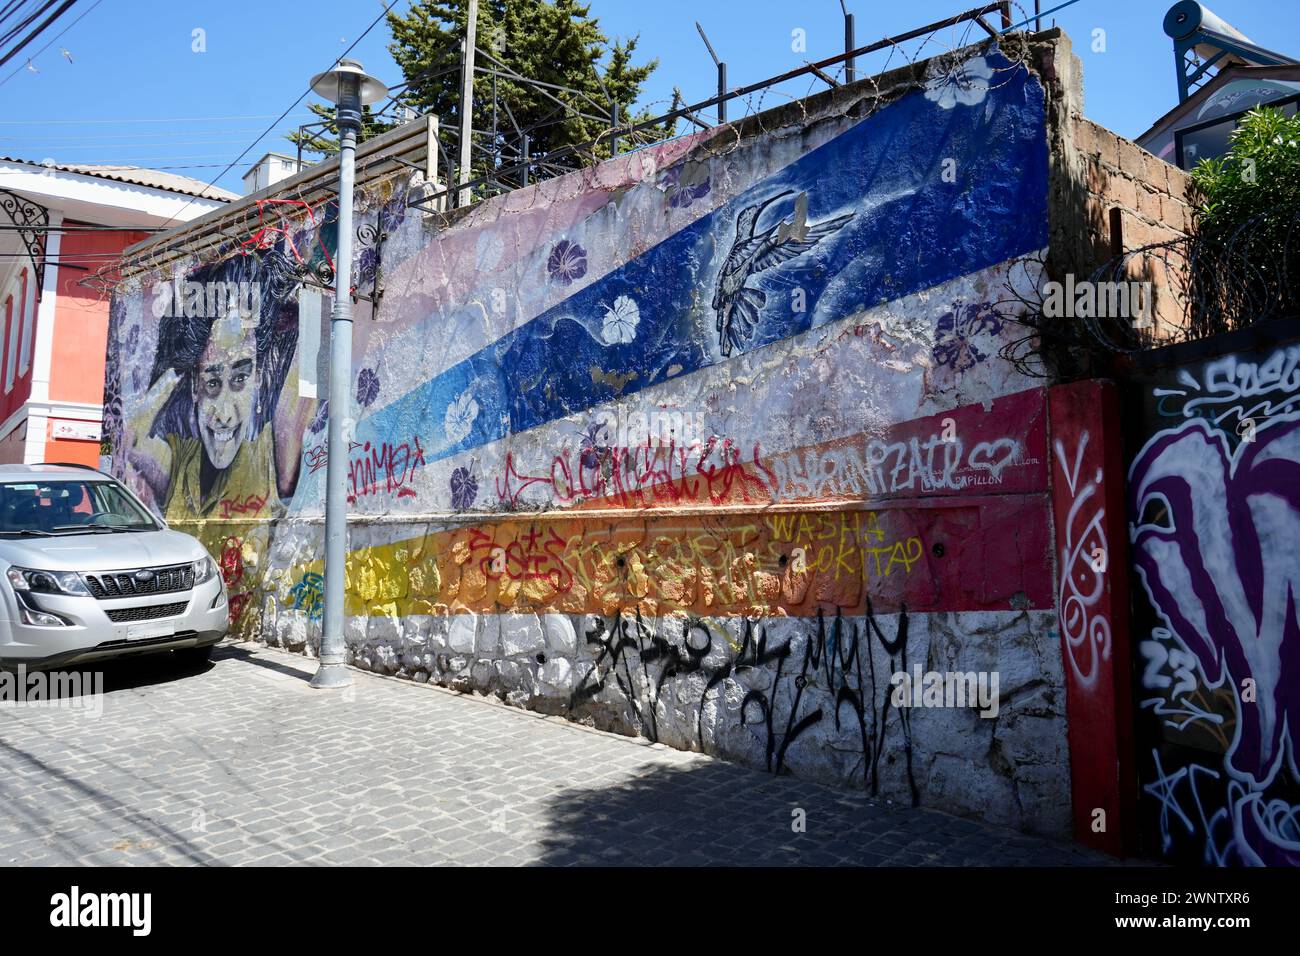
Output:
[103,37,1135,837]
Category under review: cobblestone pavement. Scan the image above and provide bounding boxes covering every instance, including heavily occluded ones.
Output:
[0,642,1119,866]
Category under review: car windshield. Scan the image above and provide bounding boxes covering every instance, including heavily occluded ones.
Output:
[0,478,160,535]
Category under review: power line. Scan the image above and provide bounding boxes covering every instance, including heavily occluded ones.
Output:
[0,1,35,31]
[155,0,401,230]
[0,112,319,125]
[1002,0,1085,32]
[0,0,97,88]
[0,0,76,73]
[0,0,59,51]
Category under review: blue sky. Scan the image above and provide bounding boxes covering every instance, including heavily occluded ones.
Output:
[1,0,1297,195]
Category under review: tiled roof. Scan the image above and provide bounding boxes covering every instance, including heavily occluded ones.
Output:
[0,156,238,201]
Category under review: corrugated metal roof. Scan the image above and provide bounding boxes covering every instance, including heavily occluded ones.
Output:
[0,156,238,202]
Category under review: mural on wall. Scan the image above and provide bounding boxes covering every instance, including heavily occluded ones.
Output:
[107,48,1077,833]
[104,230,327,630]
[1127,340,1300,866]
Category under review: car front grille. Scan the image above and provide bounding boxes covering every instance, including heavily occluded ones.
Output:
[84,564,194,599]
[106,601,189,623]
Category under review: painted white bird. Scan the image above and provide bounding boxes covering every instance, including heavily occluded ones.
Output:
[712,189,853,356]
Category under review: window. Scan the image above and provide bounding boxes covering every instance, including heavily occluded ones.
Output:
[17,269,31,376]
[3,279,19,391]
[0,479,160,534]
[1,294,10,393]
[1,274,18,390]
[1175,93,1300,170]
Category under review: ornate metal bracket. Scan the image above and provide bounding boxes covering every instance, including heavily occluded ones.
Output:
[355,218,388,310]
[0,187,50,292]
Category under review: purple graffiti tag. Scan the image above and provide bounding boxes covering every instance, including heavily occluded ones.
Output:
[1129,414,1300,866]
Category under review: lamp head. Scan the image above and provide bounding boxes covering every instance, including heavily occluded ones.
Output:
[309,58,388,107]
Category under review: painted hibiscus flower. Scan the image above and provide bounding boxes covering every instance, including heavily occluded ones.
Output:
[449,467,478,511]
[924,55,995,110]
[444,391,480,444]
[356,367,380,407]
[379,195,407,233]
[601,295,640,345]
[932,301,1004,373]
[663,164,712,209]
[547,239,588,285]
[579,422,611,470]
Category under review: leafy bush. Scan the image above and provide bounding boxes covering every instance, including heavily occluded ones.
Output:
[1188,105,1300,326]
[1191,105,1300,233]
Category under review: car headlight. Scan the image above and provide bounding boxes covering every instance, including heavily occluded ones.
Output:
[6,566,90,596]
[193,556,217,584]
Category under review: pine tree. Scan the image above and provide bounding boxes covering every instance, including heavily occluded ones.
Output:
[288,0,667,185]
[287,103,396,157]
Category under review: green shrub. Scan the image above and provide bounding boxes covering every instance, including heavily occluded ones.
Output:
[1191,105,1300,233]
[1188,105,1300,327]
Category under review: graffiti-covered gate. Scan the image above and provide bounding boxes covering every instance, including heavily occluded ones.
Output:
[1122,317,1300,866]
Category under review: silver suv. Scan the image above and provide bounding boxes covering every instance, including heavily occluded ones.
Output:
[0,464,227,670]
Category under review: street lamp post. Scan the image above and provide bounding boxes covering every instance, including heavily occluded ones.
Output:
[307,58,388,689]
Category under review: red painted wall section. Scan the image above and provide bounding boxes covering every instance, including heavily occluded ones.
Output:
[44,433,100,467]
[49,224,148,405]
[1047,379,1137,856]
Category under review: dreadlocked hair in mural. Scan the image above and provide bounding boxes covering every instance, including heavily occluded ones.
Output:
[146,247,301,442]
[99,293,128,476]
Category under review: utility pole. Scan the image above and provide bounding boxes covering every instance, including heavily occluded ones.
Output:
[458,0,478,207]
[307,58,387,690]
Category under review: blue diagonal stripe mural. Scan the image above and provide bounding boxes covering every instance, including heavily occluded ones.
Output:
[358,51,1048,462]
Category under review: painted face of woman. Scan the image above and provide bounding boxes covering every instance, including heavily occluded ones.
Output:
[193,313,258,470]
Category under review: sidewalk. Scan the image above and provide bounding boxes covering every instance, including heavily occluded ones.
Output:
[0,642,1118,866]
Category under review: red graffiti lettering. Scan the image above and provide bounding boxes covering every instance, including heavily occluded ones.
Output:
[346,435,427,503]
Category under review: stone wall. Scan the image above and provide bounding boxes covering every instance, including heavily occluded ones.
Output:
[1043,27,1199,346]
[103,34,1136,838]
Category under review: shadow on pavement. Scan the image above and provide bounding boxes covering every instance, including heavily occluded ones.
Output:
[0,651,214,698]
[211,642,315,683]
[532,758,1113,867]
[7,641,315,699]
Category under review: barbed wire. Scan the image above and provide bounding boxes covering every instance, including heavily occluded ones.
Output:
[79,6,1026,302]
[994,210,1299,378]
